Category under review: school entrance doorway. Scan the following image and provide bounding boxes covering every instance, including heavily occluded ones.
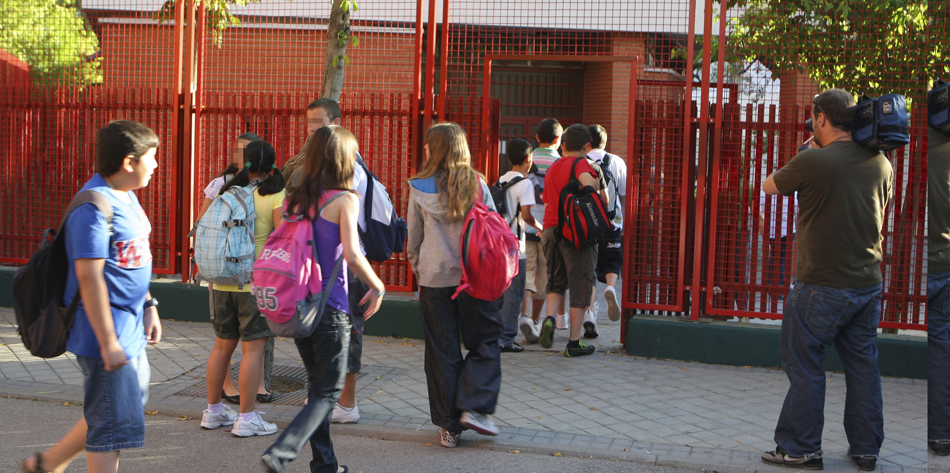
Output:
[489,63,585,172]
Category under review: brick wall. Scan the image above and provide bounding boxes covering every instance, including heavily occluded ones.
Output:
[0,49,30,88]
[100,23,416,94]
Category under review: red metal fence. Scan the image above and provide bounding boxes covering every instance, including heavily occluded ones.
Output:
[0,0,929,329]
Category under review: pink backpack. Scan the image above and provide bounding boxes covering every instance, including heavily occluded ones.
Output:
[252,191,347,338]
[452,189,520,301]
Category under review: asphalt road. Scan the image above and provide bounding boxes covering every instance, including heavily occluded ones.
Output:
[1,396,701,473]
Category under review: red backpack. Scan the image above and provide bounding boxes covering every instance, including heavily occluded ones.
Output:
[451,188,520,301]
[557,157,611,249]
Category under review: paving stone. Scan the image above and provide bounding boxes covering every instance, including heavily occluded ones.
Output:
[0,308,927,473]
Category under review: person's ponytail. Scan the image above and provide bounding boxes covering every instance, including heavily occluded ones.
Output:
[218,162,252,196]
[258,152,286,197]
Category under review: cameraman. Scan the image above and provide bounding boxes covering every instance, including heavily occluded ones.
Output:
[759,89,894,471]
[929,117,950,456]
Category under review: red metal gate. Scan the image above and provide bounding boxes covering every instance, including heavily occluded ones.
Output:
[0,0,929,330]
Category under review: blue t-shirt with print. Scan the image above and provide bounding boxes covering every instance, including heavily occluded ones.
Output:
[64,174,153,360]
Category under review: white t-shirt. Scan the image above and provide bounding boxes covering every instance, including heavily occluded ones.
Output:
[203,175,231,200]
[588,149,627,230]
[759,192,797,239]
[498,171,535,259]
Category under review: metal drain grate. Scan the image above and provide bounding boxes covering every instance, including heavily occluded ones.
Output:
[174,363,407,407]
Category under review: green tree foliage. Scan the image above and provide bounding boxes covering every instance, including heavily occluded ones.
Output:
[156,0,267,46]
[930,0,950,81]
[723,0,927,99]
[0,0,102,87]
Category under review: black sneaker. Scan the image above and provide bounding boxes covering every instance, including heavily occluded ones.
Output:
[583,321,598,339]
[563,340,595,357]
[760,447,823,470]
[500,342,524,353]
[850,456,876,471]
[932,441,950,456]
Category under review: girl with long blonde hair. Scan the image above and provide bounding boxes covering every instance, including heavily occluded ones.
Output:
[406,122,504,448]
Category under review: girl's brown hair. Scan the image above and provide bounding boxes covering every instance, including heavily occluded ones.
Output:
[410,122,484,221]
[285,125,358,219]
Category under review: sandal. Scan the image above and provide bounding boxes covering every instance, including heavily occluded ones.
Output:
[19,453,49,473]
[221,390,240,405]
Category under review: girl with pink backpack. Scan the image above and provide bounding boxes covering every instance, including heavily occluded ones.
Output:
[406,122,505,449]
[261,126,384,473]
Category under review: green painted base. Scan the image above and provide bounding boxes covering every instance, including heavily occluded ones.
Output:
[146,277,425,338]
[0,268,425,340]
[625,315,926,379]
[1,267,925,379]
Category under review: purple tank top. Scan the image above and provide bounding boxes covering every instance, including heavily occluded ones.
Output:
[315,190,349,314]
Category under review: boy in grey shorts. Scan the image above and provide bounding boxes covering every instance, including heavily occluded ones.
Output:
[537,124,604,357]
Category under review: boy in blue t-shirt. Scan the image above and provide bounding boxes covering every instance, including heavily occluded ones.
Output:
[20,120,161,473]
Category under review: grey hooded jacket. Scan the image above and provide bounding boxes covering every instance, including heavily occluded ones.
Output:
[406,176,495,288]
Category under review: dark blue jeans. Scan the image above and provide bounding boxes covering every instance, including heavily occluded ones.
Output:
[499,259,526,347]
[263,308,350,473]
[930,270,950,442]
[774,281,884,458]
[419,286,503,432]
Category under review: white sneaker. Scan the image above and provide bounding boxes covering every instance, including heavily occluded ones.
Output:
[604,286,621,321]
[519,315,540,344]
[440,428,461,448]
[231,412,278,437]
[331,402,360,424]
[200,404,237,429]
[460,411,500,436]
[555,313,569,330]
[585,303,598,325]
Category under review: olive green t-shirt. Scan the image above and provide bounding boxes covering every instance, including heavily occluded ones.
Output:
[772,140,893,288]
[930,128,950,273]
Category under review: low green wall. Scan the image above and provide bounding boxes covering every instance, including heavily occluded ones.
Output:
[625,315,926,379]
[0,268,423,339]
[1,268,926,378]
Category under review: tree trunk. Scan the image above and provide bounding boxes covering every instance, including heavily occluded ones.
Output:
[321,0,350,101]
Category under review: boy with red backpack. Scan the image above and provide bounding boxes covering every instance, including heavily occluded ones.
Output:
[538,124,605,357]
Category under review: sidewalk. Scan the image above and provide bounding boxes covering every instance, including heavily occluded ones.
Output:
[0,306,928,472]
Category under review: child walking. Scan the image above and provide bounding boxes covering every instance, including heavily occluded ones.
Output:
[261,125,385,473]
[406,122,504,448]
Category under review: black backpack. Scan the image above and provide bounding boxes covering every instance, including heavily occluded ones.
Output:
[556,157,611,249]
[489,175,526,225]
[12,190,113,358]
[930,79,950,134]
[597,153,621,219]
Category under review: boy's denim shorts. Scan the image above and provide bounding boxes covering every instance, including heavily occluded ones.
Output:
[77,350,150,452]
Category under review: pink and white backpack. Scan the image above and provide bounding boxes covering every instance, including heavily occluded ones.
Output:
[252,191,346,338]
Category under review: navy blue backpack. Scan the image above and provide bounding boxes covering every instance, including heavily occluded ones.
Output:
[929,79,950,134]
[357,155,407,263]
[852,94,909,151]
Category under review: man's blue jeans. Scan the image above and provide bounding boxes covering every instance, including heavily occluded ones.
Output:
[930,270,950,442]
[774,281,884,458]
[263,308,350,473]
